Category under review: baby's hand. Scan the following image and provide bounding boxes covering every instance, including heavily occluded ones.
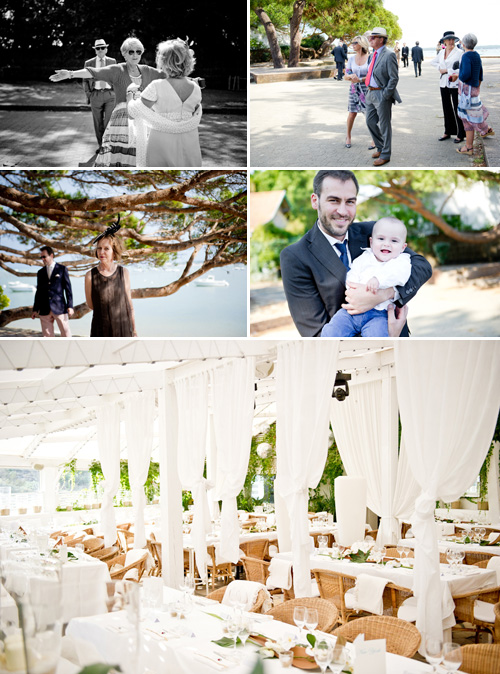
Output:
[366,276,380,293]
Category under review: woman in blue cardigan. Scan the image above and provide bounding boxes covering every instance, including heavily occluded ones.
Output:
[451,33,494,156]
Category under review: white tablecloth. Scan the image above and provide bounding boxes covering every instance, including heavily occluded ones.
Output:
[277,550,497,630]
[1,545,110,623]
[400,537,500,557]
[67,586,433,674]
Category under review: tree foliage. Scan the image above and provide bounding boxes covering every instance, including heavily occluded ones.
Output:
[0,0,245,79]
[0,170,247,326]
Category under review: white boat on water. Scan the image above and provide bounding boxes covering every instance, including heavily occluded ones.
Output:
[8,281,36,292]
[195,275,229,287]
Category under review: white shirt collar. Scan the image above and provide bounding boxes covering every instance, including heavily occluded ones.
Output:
[317,220,349,249]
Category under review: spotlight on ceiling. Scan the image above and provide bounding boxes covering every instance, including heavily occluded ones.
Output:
[332,371,351,402]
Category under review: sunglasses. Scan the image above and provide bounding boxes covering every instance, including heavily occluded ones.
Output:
[95,46,107,51]
[128,50,143,55]
[351,42,359,46]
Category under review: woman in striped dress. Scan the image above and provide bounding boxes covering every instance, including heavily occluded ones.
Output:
[343,35,370,149]
[452,33,495,156]
[50,37,165,166]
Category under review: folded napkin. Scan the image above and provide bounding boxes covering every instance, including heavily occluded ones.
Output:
[487,556,500,584]
[346,573,390,615]
[222,580,272,612]
[266,558,292,591]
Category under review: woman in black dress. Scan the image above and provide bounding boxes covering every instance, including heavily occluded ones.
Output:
[84,221,137,337]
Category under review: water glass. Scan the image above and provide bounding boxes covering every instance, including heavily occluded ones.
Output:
[74,543,85,554]
[293,606,306,639]
[317,535,329,551]
[279,650,294,668]
[396,543,405,560]
[442,642,462,671]
[305,608,318,632]
[313,639,333,674]
[329,643,346,674]
[424,636,443,672]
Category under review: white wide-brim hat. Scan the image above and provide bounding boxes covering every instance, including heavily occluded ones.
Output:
[93,39,108,48]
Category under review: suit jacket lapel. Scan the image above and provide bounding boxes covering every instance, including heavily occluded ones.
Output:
[308,222,347,282]
[348,227,369,260]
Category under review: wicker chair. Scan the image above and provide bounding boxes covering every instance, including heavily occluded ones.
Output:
[149,540,162,577]
[385,548,414,559]
[117,522,132,531]
[206,545,234,590]
[464,551,498,566]
[83,537,105,554]
[117,529,135,554]
[265,597,339,632]
[107,550,148,582]
[458,644,500,673]
[494,603,500,644]
[91,545,120,562]
[453,585,500,641]
[207,583,268,613]
[240,538,269,560]
[64,535,85,547]
[312,568,360,624]
[242,555,294,599]
[333,616,421,658]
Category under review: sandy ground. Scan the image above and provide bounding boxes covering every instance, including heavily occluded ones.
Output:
[250,265,500,338]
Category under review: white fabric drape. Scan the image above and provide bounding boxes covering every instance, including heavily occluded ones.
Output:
[488,441,500,524]
[330,378,420,545]
[275,341,339,597]
[395,341,500,643]
[96,402,121,547]
[124,390,155,549]
[175,371,210,581]
[212,358,256,563]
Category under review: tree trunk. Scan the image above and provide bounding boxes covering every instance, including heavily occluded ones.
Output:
[288,0,306,68]
[255,8,285,69]
[318,38,335,58]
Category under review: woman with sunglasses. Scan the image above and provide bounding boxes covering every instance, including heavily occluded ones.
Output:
[50,37,165,166]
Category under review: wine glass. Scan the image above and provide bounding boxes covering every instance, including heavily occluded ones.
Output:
[396,543,405,562]
[455,549,465,573]
[313,639,333,674]
[318,535,329,551]
[293,606,306,640]
[442,643,462,672]
[225,615,240,651]
[305,608,318,633]
[424,636,443,672]
[329,643,347,674]
[237,615,252,647]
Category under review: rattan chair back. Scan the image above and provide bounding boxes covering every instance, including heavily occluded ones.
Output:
[459,644,500,673]
[265,597,339,632]
[333,615,421,658]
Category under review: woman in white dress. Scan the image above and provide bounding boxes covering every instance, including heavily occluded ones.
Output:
[130,38,202,166]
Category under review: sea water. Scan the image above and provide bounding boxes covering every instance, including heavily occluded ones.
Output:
[0,264,247,337]
[423,45,500,58]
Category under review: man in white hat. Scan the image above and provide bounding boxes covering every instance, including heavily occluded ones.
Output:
[362,27,401,166]
[83,39,116,153]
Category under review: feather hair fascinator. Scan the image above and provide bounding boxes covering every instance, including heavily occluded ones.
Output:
[91,214,121,245]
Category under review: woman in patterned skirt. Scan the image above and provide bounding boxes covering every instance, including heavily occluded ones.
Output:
[343,35,371,149]
[50,37,165,166]
[451,33,495,156]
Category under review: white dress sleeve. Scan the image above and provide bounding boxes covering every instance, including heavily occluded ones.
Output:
[141,80,158,103]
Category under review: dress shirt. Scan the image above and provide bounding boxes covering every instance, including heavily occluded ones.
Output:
[94,59,111,90]
[46,262,55,279]
[366,45,385,88]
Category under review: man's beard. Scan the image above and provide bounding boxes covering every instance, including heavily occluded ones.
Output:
[317,203,355,239]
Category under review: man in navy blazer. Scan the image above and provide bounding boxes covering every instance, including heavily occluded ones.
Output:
[332,43,347,80]
[411,41,424,77]
[83,39,116,152]
[280,171,432,337]
[32,246,74,337]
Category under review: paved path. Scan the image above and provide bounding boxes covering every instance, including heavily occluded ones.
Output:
[0,82,247,167]
[250,58,500,168]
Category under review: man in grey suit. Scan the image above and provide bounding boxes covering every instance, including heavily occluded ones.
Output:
[83,39,116,152]
[364,27,402,166]
[411,41,424,77]
[280,170,432,337]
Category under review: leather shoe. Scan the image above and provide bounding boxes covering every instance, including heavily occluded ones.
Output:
[373,158,390,166]
[372,151,381,158]
[438,135,450,141]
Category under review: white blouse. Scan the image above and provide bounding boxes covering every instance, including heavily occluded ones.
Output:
[430,46,462,88]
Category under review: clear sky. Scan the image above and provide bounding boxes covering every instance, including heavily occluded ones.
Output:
[383,0,498,48]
